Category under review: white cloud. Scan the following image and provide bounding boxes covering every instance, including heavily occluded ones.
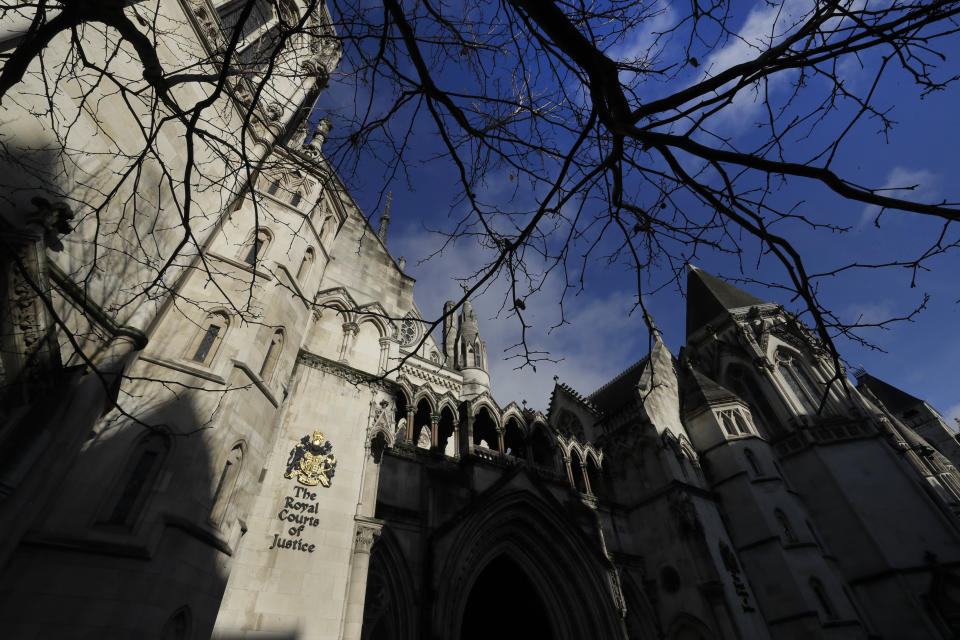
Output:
[945,404,960,432]
[697,0,813,129]
[388,226,653,411]
[844,301,894,325]
[612,1,677,69]
[858,166,939,229]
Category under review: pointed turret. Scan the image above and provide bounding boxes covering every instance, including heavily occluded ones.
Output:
[454,297,490,397]
[377,191,392,243]
[686,264,768,338]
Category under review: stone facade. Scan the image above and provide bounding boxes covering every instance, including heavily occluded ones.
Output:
[3,2,960,639]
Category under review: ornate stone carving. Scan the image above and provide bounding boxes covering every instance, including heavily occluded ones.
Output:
[354,522,382,554]
[417,428,431,450]
[284,429,337,487]
[187,0,224,50]
[301,35,342,86]
[367,395,396,445]
[297,349,391,391]
[265,102,284,122]
[303,118,332,159]
[25,197,74,252]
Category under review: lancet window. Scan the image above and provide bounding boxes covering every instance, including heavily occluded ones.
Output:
[102,434,168,527]
[297,247,315,281]
[776,350,822,414]
[744,448,762,476]
[717,409,752,438]
[774,508,797,543]
[810,578,838,620]
[188,312,229,366]
[260,328,285,380]
[243,229,272,266]
[210,444,244,526]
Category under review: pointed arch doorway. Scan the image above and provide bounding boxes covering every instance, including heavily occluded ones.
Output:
[460,554,556,640]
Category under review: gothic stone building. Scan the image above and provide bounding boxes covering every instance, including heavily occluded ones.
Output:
[2,1,960,639]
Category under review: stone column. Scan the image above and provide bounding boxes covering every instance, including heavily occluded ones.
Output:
[377,337,391,374]
[339,322,358,363]
[564,456,575,488]
[462,412,474,457]
[582,465,593,495]
[405,408,415,443]
[496,426,506,455]
[430,413,440,449]
[341,518,383,640]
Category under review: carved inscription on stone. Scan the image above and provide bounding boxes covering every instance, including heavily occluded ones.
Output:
[269,485,320,553]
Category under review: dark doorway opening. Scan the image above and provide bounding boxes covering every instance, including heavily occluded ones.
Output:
[461,555,556,640]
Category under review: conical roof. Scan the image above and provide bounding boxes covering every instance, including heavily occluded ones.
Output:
[686,265,768,337]
[681,366,741,411]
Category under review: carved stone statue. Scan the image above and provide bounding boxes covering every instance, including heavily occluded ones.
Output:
[264,102,283,123]
[417,428,431,450]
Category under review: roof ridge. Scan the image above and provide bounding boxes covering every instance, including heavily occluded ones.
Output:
[588,356,649,400]
[556,381,602,415]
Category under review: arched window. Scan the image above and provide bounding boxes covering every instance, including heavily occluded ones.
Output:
[320,215,336,244]
[243,228,271,266]
[530,425,556,469]
[210,444,244,526]
[774,508,797,543]
[102,434,168,527]
[187,312,229,365]
[260,328,285,380]
[810,578,838,620]
[297,247,315,280]
[744,449,762,476]
[776,350,820,413]
[266,179,280,196]
[290,191,302,207]
[727,365,779,432]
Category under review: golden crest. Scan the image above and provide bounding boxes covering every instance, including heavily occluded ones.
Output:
[284,429,337,487]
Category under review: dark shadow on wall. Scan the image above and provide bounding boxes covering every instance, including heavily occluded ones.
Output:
[0,388,242,640]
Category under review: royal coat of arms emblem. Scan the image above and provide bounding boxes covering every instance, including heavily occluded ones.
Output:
[284,429,337,487]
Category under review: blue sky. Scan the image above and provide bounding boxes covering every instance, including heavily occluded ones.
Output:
[315,0,960,424]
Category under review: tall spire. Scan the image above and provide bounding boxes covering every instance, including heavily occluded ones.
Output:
[377,191,392,243]
[686,264,768,337]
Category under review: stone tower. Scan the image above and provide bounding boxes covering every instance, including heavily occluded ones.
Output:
[452,298,490,398]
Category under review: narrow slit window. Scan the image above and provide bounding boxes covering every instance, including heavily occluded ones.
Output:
[297,247,315,280]
[811,578,838,620]
[745,449,762,476]
[775,508,797,543]
[211,445,243,525]
[260,329,284,379]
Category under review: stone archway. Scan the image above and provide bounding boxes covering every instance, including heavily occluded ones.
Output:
[461,554,556,640]
[360,531,416,640]
[432,491,625,640]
